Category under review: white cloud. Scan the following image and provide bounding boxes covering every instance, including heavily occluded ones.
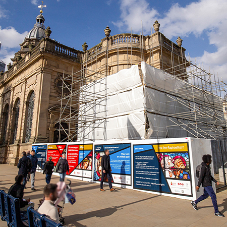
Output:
[31,0,38,5]
[114,0,227,81]
[113,0,158,34]
[0,26,27,49]
[0,26,28,68]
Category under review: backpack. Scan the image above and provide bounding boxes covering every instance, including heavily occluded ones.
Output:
[196,164,202,178]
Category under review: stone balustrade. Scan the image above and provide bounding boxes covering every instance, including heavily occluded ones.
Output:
[1,38,82,83]
[85,32,186,62]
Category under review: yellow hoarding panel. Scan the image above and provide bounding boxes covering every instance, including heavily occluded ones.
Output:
[48,145,58,149]
[79,144,93,150]
[153,143,188,153]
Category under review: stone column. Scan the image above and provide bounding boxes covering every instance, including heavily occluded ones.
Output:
[35,71,52,143]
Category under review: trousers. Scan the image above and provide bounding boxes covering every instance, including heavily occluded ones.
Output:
[59,172,66,182]
[195,185,218,213]
[31,172,35,189]
[46,174,52,184]
[100,170,112,189]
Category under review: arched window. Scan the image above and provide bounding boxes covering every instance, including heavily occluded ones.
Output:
[1,104,9,144]
[25,91,35,143]
[11,99,20,144]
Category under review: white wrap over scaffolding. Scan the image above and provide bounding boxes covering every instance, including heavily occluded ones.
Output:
[77,62,225,141]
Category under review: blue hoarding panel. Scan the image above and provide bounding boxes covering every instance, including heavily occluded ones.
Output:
[133,145,170,193]
[32,144,47,170]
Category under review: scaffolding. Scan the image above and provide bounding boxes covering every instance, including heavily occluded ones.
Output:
[54,30,227,142]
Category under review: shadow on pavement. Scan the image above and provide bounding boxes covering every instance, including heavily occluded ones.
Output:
[64,195,160,225]
[65,206,118,226]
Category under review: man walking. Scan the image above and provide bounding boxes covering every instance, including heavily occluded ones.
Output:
[100,149,115,192]
[29,150,38,191]
[43,156,55,184]
[17,151,29,188]
[56,153,69,182]
[191,154,224,217]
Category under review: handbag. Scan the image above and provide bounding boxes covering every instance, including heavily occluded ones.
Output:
[66,188,76,205]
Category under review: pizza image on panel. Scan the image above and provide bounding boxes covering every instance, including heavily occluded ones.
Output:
[153,143,192,196]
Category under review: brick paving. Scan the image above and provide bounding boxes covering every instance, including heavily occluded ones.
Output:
[0,164,227,227]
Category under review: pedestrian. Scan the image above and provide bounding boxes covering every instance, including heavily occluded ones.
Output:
[191,154,224,217]
[8,174,30,208]
[38,184,59,223]
[26,151,31,182]
[43,156,55,184]
[29,150,38,191]
[100,149,115,192]
[56,153,69,182]
[17,151,30,188]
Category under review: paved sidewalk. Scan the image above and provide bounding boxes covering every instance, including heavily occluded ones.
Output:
[0,164,227,227]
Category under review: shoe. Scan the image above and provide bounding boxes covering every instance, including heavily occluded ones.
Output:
[191,201,198,210]
[100,189,105,191]
[215,212,225,217]
[31,188,36,191]
[110,188,115,192]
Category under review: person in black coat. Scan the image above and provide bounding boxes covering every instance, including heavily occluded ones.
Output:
[56,153,69,182]
[100,149,115,191]
[8,174,30,208]
[26,151,31,182]
[43,156,55,184]
[17,151,30,187]
[191,154,224,217]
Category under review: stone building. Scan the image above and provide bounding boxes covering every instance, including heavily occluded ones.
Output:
[0,9,189,165]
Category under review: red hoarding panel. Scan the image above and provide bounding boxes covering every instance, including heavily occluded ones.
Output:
[67,145,79,174]
[56,145,66,154]
[47,149,61,166]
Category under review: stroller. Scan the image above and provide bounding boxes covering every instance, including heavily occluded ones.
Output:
[39,179,76,225]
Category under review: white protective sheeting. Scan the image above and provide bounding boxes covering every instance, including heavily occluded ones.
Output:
[78,62,211,141]
[79,111,146,140]
[77,65,146,141]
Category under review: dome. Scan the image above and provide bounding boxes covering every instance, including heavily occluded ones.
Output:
[25,14,46,40]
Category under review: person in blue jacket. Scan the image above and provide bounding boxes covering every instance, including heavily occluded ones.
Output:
[29,150,38,191]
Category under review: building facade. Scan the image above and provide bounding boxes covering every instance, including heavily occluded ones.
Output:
[0,11,188,165]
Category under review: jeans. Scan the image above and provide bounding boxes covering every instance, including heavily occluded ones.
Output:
[31,172,35,189]
[59,172,66,182]
[195,186,219,213]
[46,174,52,184]
[100,171,112,189]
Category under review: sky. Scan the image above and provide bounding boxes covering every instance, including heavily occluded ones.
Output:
[0,0,227,80]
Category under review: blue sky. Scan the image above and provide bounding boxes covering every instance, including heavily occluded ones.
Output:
[0,0,227,79]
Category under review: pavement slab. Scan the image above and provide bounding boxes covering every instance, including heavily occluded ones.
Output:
[0,164,227,227]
